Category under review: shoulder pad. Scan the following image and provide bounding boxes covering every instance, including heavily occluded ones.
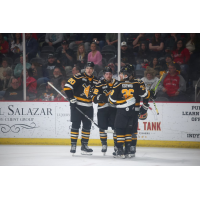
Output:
[74,73,84,79]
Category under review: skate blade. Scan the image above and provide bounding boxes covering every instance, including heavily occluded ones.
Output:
[81,151,93,155]
[103,152,106,156]
[125,154,132,158]
[117,155,125,159]
[131,154,135,157]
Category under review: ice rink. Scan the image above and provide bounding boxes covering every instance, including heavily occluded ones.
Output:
[0,145,200,166]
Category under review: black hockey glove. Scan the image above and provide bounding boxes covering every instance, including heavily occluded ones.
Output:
[69,98,77,108]
[150,90,157,101]
[139,104,149,120]
[96,94,108,103]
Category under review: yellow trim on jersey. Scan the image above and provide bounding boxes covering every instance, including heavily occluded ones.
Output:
[125,140,132,142]
[132,138,137,140]
[113,82,138,89]
[74,76,85,79]
[100,131,105,133]
[100,137,107,139]
[98,103,106,106]
[145,90,150,99]
[74,96,92,102]
[117,135,125,138]
[117,141,125,143]
[96,84,107,88]
[81,131,90,135]
[64,88,72,91]
[135,103,140,106]
[115,96,132,104]
[134,132,138,135]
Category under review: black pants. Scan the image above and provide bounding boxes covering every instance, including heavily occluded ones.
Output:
[70,105,93,144]
[97,107,116,144]
[114,105,136,148]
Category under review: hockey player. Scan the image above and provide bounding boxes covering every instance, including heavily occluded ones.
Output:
[92,66,117,155]
[109,65,155,158]
[64,61,99,155]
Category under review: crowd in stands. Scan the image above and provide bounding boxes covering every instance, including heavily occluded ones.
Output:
[0,33,200,102]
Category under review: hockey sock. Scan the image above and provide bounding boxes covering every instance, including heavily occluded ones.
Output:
[99,129,107,144]
[131,132,138,146]
[81,128,90,144]
[113,132,117,146]
[71,128,79,144]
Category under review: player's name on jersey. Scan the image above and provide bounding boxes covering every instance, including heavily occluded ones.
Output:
[122,84,133,88]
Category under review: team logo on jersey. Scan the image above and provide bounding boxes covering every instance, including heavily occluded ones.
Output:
[140,84,146,90]
[103,90,111,96]
[81,84,91,98]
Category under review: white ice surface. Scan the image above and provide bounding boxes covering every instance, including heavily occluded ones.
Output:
[0,145,200,166]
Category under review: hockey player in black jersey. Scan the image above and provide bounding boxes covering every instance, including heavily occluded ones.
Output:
[109,65,155,158]
[92,66,117,155]
[64,62,99,155]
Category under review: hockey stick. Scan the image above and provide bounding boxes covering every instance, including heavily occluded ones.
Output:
[149,73,164,115]
[47,82,114,134]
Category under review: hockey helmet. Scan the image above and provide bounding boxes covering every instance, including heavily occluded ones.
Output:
[120,65,133,77]
[103,66,112,74]
[86,61,94,68]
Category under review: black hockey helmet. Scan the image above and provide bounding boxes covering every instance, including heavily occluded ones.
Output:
[120,65,133,77]
[86,61,94,68]
[103,66,112,74]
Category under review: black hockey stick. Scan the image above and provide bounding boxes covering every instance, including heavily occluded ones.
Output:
[47,82,114,134]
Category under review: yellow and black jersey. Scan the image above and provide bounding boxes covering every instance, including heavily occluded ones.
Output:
[109,78,150,108]
[92,78,117,109]
[64,72,99,107]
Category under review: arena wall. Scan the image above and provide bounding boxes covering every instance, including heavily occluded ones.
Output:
[0,102,200,148]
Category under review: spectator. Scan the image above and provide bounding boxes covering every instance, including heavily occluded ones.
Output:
[161,54,178,72]
[72,65,81,76]
[69,33,92,53]
[56,40,74,67]
[50,67,64,91]
[25,33,38,61]
[186,33,200,55]
[106,33,125,48]
[158,63,186,101]
[0,59,10,82]
[114,41,135,68]
[0,33,9,60]
[88,42,102,73]
[92,33,106,51]
[149,33,164,58]
[54,79,68,101]
[164,33,181,54]
[132,33,149,53]
[65,65,73,81]
[14,54,31,78]
[149,57,162,77]
[44,33,63,49]
[0,67,13,98]
[18,68,37,99]
[31,62,43,84]
[37,82,57,101]
[172,39,190,79]
[141,67,159,90]
[42,54,57,79]
[135,42,150,70]
[76,44,87,69]
[10,33,23,60]
[2,78,27,101]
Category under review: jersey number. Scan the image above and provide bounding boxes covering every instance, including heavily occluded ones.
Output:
[122,89,134,99]
[68,78,76,85]
[93,88,99,95]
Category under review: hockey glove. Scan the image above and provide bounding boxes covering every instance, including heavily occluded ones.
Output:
[139,104,149,120]
[69,98,77,108]
[150,90,157,101]
[97,94,108,103]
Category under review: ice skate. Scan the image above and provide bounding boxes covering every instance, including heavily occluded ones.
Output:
[101,142,107,156]
[81,143,93,155]
[130,146,136,157]
[116,147,125,159]
[70,143,76,156]
[113,146,118,158]
[125,144,132,158]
